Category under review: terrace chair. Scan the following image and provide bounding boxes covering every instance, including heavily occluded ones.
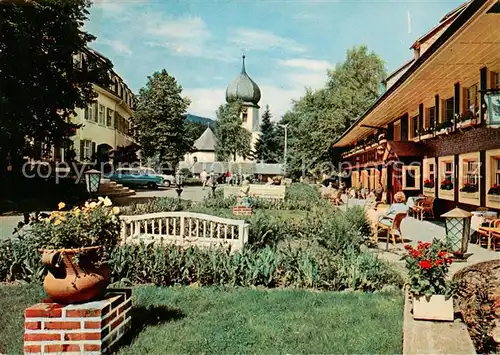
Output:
[375,212,407,249]
[411,197,435,221]
[477,219,500,251]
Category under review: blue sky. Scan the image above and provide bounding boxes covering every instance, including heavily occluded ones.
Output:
[85,0,464,120]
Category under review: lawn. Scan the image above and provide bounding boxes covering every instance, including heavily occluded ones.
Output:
[0,284,403,354]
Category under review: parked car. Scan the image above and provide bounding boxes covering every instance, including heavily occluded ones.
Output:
[140,167,175,187]
[110,168,164,189]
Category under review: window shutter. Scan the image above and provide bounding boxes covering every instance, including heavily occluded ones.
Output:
[91,142,96,160]
[85,106,89,120]
[80,140,85,161]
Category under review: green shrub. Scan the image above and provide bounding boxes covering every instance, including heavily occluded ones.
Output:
[0,239,44,283]
[108,242,402,292]
[285,183,320,203]
[120,197,192,215]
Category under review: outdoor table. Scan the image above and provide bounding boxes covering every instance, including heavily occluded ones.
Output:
[471,211,498,232]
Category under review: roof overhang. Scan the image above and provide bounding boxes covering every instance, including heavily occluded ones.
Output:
[333,0,497,148]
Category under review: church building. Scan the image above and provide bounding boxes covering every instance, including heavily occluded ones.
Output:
[225,55,262,162]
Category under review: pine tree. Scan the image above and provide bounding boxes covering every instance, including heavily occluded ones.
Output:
[133,70,192,168]
[253,105,281,163]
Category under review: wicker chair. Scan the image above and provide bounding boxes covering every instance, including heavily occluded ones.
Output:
[411,197,435,221]
[477,219,500,250]
[375,212,407,249]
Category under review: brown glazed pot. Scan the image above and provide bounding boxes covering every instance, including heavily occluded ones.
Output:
[41,246,110,304]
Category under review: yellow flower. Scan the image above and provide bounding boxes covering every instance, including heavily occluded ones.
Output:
[112,206,120,215]
[54,219,62,226]
[73,208,80,217]
[89,202,97,209]
[58,202,65,210]
[103,197,112,207]
[98,196,105,202]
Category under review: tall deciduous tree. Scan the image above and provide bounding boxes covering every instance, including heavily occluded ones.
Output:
[253,105,281,163]
[215,100,251,161]
[280,46,386,177]
[133,70,192,168]
[0,0,110,172]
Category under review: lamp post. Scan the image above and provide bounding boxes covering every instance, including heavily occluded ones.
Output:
[441,207,472,258]
[175,169,183,201]
[84,169,101,200]
[279,124,288,177]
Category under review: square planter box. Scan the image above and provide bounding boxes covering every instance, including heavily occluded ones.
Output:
[420,133,434,140]
[412,294,454,321]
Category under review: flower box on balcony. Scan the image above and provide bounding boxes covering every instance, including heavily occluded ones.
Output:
[420,133,434,140]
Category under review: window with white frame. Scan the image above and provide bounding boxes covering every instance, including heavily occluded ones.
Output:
[106,108,114,127]
[461,159,479,193]
[82,140,92,160]
[98,105,105,125]
[440,160,454,191]
[466,84,478,113]
[402,165,420,190]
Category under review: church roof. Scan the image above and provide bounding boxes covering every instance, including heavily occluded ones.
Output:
[225,55,261,106]
[194,127,217,151]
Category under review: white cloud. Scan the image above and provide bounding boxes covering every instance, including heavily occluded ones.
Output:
[96,38,133,56]
[279,58,332,72]
[231,28,306,53]
[184,88,226,119]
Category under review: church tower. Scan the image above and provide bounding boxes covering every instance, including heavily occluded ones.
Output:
[225,55,261,161]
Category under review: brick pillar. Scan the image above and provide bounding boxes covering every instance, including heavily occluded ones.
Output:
[24,289,131,354]
[232,206,253,216]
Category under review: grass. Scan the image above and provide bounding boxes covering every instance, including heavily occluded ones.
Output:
[0,284,404,354]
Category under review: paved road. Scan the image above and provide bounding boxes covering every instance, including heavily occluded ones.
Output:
[0,186,211,240]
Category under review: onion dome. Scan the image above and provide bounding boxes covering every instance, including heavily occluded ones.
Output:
[225,55,261,106]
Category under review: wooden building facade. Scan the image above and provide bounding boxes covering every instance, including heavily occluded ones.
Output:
[334,0,500,214]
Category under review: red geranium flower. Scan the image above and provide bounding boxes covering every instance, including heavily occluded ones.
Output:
[418,260,433,269]
[409,249,423,259]
[437,250,447,258]
[404,244,413,250]
[417,242,431,251]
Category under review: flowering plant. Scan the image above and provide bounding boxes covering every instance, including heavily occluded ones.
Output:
[440,178,453,190]
[423,179,434,188]
[17,197,121,262]
[403,240,455,298]
[460,182,478,193]
[488,184,500,195]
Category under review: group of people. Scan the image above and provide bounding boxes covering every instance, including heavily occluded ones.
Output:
[199,169,248,190]
[347,183,385,202]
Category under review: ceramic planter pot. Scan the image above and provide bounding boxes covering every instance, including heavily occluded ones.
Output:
[41,246,110,304]
[412,294,454,321]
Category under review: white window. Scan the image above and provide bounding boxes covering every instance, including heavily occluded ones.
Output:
[107,108,114,127]
[83,140,92,160]
[464,160,479,186]
[495,158,500,186]
[98,105,105,125]
[402,165,420,190]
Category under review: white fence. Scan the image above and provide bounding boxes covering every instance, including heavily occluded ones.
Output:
[120,212,250,251]
[224,185,287,200]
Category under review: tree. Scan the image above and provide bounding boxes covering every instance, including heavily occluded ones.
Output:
[133,70,192,168]
[110,143,140,167]
[280,46,386,177]
[214,100,251,161]
[253,105,282,163]
[185,119,209,145]
[0,0,111,180]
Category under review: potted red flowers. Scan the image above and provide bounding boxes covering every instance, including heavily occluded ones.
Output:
[403,240,455,321]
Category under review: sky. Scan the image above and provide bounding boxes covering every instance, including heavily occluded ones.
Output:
[85,0,465,120]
